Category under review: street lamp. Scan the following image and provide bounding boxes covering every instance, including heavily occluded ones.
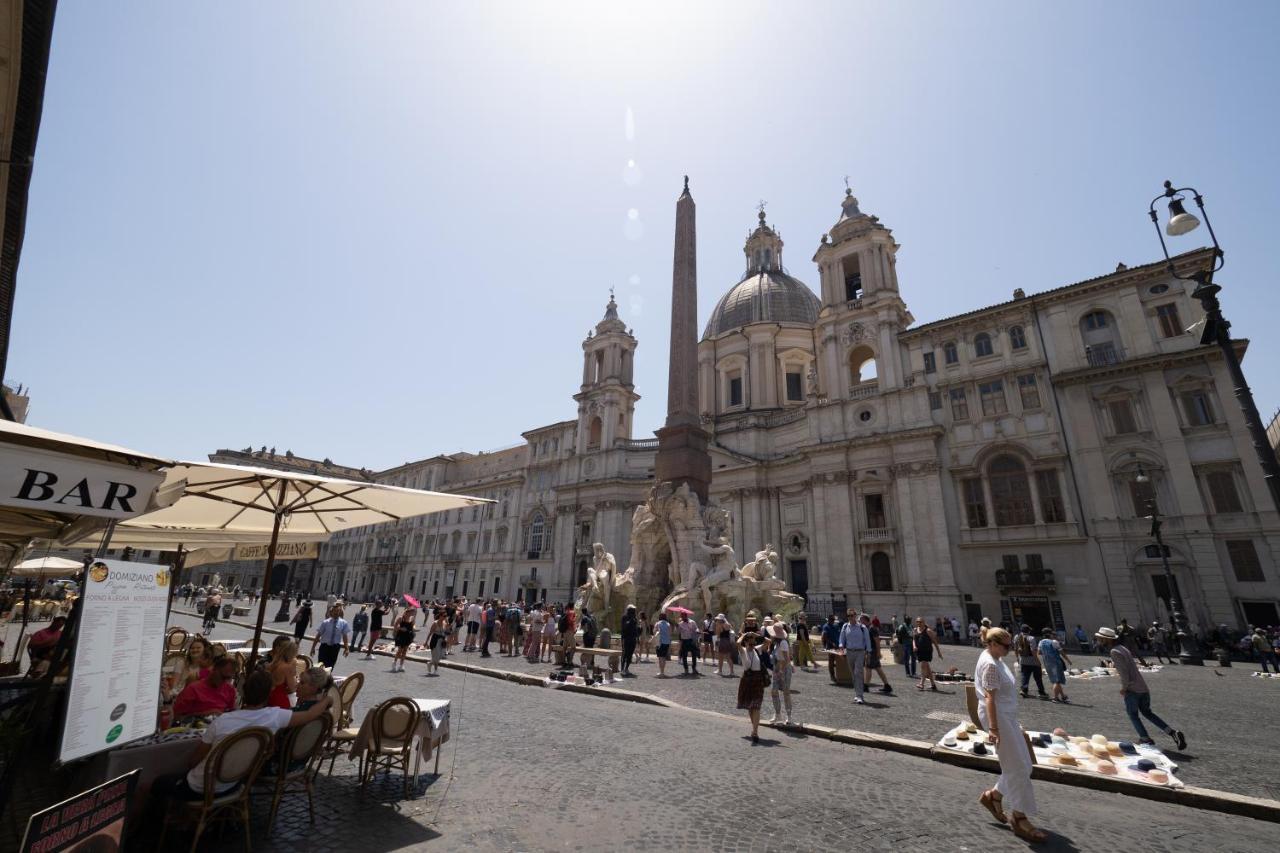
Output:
[1135,463,1203,665]
[1148,180,1280,515]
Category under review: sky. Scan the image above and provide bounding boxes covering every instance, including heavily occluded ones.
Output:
[9,1,1280,469]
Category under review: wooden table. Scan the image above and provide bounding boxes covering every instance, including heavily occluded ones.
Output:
[349,698,450,777]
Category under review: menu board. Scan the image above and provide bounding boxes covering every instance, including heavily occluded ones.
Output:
[59,559,171,764]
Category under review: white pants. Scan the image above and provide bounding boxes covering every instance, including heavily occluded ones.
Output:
[846,650,866,699]
[992,723,1037,816]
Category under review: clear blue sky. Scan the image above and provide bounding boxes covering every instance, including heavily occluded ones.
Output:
[10,1,1280,469]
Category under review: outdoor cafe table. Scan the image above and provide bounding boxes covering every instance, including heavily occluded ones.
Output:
[349,698,450,777]
[80,730,203,823]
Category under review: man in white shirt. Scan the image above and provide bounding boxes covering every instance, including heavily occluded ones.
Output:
[156,671,333,803]
[465,600,482,651]
[839,609,873,704]
[310,604,352,671]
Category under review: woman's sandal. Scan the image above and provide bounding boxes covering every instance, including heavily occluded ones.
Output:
[978,790,1006,824]
[1010,814,1047,843]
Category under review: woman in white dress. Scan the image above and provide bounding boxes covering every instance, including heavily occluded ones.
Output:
[976,627,1047,843]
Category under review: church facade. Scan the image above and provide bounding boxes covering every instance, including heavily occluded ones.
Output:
[290,188,1277,634]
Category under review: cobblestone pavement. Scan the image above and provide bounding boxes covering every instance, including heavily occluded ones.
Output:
[165,612,1280,852]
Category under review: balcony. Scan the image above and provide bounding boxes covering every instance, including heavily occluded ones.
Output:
[1084,343,1126,368]
[848,381,880,400]
[615,438,658,450]
[519,573,540,587]
[858,527,896,543]
[995,568,1057,592]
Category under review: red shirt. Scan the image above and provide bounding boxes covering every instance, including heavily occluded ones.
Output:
[173,678,236,718]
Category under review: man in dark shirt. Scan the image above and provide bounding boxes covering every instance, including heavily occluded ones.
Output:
[620,605,640,674]
[481,601,497,657]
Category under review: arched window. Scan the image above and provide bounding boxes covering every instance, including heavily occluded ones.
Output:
[1080,309,1120,365]
[870,552,893,591]
[528,514,545,554]
[974,332,994,358]
[587,417,603,450]
[848,345,877,385]
[1009,325,1027,350]
[989,455,1035,526]
[943,341,959,365]
[594,351,604,383]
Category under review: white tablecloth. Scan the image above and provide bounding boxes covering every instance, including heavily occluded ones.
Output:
[349,698,450,767]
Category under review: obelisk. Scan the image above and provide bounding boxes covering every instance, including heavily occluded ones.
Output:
[655,176,712,502]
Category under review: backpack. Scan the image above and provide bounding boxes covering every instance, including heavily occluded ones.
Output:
[1015,633,1032,657]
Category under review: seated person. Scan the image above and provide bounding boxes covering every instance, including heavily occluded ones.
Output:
[172,655,237,719]
[265,667,336,776]
[28,615,66,662]
[155,671,333,803]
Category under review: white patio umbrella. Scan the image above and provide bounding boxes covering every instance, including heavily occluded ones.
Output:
[133,462,491,666]
[11,556,83,576]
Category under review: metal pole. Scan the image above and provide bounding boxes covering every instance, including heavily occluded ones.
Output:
[1150,511,1203,665]
[247,480,289,672]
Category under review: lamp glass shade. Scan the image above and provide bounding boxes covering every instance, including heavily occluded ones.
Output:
[1165,198,1200,236]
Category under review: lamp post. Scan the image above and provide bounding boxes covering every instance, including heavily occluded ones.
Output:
[1135,463,1203,665]
[1148,181,1280,516]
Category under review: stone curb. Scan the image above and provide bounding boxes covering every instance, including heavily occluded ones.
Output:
[175,610,1280,823]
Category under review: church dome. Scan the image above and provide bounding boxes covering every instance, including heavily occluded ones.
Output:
[703,269,820,339]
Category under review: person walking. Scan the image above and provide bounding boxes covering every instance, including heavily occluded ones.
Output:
[1253,627,1279,674]
[638,610,652,662]
[701,613,715,663]
[976,627,1046,843]
[821,614,840,651]
[426,609,449,675]
[1037,627,1071,703]
[481,600,497,657]
[896,618,916,678]
[714,614,736,676]
[1148,621,1172,665]
[839,608,873,704]
[350,606,369,654]
[1074,624,1091,654]
[364,601,386,658]
[767,621,795,725]
[736,631,767,743]
[969,620,981,647]
[465,599,482,651]
[913,617,941,691]
[291,600,312,642]
[654,612,673,677]
[860,613,893,694]
[676,611,700,675]
[1014,625,1047,699]
[309,605,352,672]
[391,606,417,672]
[541,606,558,662]
[1095,626,1186,750]
[620,605,640,675]
[526,605,544,661]
[793,618,817,671]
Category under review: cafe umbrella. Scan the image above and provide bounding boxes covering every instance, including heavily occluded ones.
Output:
[129,462,491,669]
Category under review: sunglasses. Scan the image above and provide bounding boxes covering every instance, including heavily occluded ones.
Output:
[994,640,1012,648]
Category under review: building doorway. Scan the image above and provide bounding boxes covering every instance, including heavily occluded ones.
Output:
[1008,595,1052,634]
[965,601,983,627]
[1240,600,1279,629]
[788,560,809,599]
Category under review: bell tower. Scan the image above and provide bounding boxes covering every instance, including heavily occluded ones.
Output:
[812,185,913,397]
[574,293,639,454]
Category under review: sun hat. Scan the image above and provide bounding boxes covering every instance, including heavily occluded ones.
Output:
[1095,626,1119,641]
[1091,743,1111,757]
[1056,755,1078,766]
[972,742,988,755]
[1053,727,1068,737]
[956,729,969,741]
[763,617,774,625]
[942,733,957,747]
[1148,769,1169,783]
[1131,758,1157,772]
[1050,743,1068,756]
[1106,742,1123,756]
[1096,760,1117,775]
[1119,741,1138,755]
[1051,735,1067,746]
[1090,733,1108,746]
[716,613,726,621]
[980,617,991,626]
[965,722,978,734]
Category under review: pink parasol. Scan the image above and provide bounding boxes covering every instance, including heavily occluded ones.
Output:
[402,593,421,609]
[666,606,694,615]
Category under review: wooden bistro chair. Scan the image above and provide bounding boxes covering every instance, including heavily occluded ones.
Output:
[319,671,365,778]
[255,712,332,831]
[361,697,420,797]
[158,726,273,853]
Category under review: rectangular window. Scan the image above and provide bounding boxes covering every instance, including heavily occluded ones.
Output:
[1017,374,1041,410]
[462,580,470,596]
[433,579,439,595]
[944,342,959,365]
[785,371,804,402]
[1025,553,1044,572]
[1226,539,1266,582]
[979,380,1007,416]
[1129,478,1156,517]
[1001,554,1019,572]
[493,576,501,594]
[1181,391,1214,426]
[478,580,486,598]
[864,494,886,529]
[928,391,942,411]
[923,352,936,373]
[1108,398,1138,434]
[1206,470,1243,513]
[962,478,987,528]
[728,373,743,407]
[1036,470,1065,523]
[845,273,863,302]
[1156,303,1183,338]
[949,387,969,421]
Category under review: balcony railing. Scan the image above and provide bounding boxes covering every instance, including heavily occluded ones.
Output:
[615,438,659,450]
[995,568,1057,590]
[859,527,895,543]
[1084,343,1125,368]
[848,381,880,400]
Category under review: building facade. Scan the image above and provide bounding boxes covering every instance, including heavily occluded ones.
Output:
[220,189,1278,634]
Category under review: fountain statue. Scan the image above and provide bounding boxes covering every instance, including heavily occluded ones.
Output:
[574,543,635,629]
